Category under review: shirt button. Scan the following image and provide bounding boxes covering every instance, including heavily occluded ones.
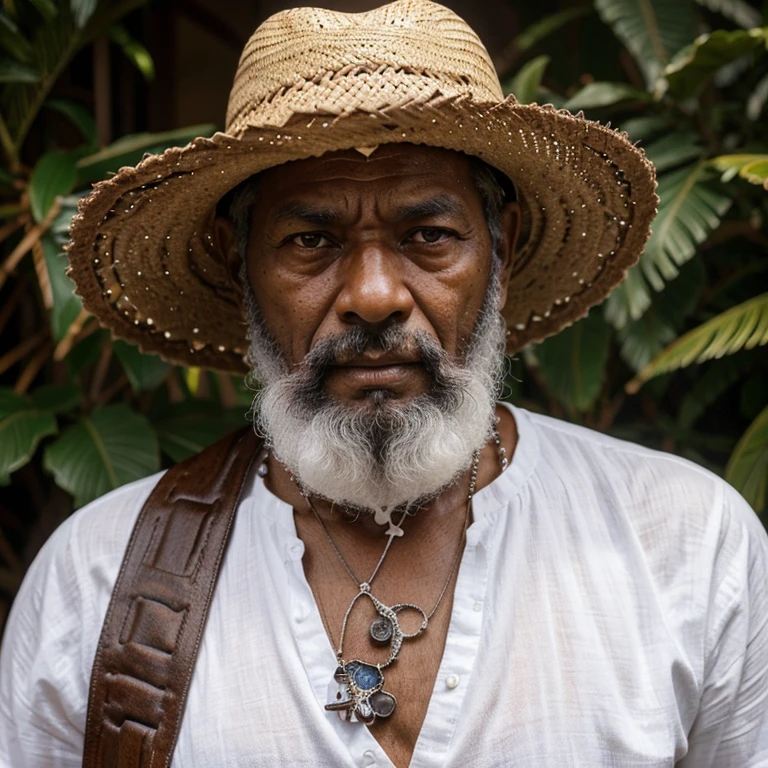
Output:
[473,601,483,612]
[287,542,303,559]
[362,749,377,766]
[446,674,460,689]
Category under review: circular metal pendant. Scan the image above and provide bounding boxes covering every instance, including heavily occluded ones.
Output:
[370,616,393,644]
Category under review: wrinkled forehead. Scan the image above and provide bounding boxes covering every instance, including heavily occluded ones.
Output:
[263,144,477,193]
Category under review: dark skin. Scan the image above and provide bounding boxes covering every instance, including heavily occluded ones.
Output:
[216,144,521,767]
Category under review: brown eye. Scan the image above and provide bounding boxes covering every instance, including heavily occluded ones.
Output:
[292,233,329,248]
[412,228,449,244]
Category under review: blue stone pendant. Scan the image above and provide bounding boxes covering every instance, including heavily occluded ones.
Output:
[325,661,397,723]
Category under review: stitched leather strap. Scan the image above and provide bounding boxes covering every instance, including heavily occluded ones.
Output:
[82,427,261,768]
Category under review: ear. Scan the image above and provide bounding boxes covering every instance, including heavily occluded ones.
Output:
[496,200,521,309]
[214,216,244,302]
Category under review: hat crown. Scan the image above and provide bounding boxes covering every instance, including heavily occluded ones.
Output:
[225,0,504,134]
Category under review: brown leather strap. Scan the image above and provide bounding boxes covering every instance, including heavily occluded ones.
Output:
[83,427,261,768]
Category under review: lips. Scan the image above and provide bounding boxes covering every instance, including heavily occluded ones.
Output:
[326,355,424,389]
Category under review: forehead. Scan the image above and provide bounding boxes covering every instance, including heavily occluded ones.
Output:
[256,144,480,205]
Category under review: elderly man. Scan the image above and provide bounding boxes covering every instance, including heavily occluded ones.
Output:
[2,1,767,767]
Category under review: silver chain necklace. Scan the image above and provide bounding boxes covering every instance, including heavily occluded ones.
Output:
[274,420,507,725]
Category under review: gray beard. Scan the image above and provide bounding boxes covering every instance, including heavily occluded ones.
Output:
[242,265,507,517]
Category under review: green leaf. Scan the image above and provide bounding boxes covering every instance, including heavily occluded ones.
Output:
[0,57,38,82]
[27,0,58,22]
[43,404,160,508]
[515,7,593,51]
[606,162,733,328]
[153,400,246,463]
[113,340,171,392]
[663,28,768,99]
[65,328,105,375]
[45,98,97,147]
[595,0,697,87]
[694,0,761,29]
[0,10,32,62]
[108,23,154,80]
[41,233,81,341]
[747,72,768,120]
[628,292,768,390]
[726,404,768,512]
[531,310,612,412]
[564,81,652,110]
[618,307,676,371]
[506,55,550,105]
[69,0,96,29]
[642,129,703,173]
[711,153,768,187]
[30,382,82,414]
[0,388,57,484]
[29,149,78,222]
[75,124,215,184]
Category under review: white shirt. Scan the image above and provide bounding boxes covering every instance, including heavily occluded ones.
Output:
[2,405,768,767]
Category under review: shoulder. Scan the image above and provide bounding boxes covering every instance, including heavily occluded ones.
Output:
[0,472,165,765]
[520,407,744,531]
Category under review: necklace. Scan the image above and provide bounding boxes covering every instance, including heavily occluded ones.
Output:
[301,450,478,724]
[281,421,506,725]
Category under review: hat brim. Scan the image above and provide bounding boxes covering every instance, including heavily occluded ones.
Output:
[67,95,657,374]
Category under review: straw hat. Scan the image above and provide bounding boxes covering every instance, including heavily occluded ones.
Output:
[67,0,657,374]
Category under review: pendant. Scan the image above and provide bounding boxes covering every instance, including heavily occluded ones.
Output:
[325,661,397,723]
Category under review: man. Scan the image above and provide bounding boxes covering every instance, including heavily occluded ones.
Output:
[1,1,767,766]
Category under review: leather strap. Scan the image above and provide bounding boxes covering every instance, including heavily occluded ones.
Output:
[82,427,261,768]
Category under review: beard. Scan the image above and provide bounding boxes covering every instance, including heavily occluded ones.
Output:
[242,266,507,517]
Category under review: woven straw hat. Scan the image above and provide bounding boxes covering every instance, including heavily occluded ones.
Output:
[67,0,657,374]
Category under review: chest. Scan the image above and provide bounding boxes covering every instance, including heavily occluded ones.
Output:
[163,505,698,768]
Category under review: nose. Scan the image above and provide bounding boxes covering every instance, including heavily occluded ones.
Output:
[335,245,414,329]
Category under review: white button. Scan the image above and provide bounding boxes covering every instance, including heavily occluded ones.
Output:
[287,542,303,559]
[446,674,460,689]
[473,601,483,612]
[362,749,377,766]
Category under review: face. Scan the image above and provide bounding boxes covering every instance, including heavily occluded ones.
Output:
[222,144,519,515]
[241,144,517,406]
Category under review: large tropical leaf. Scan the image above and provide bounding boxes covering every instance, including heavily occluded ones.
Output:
[663,27,768,99]
[108,23,154,80]
[153,400,247,463]
[563,81,652,111]
[711,153,768,188]
[627,292,768,391]
[28,148,78,222]
[695,0,761,29]
[726,405,768,513]
[113,340,171,392]
[0,58,39,83]
[515,7,593,51]
[45,97,97,147]
[530,310,612,412]
[678,355,747,428]
[594,0,697,87]
[43,403,159,508]
[505,55,550,104]
[605,161,733,328]
[30,382,82,414]
[0,388,57,484]
[617,257,705,371]
[41,232,81,341]
[75,124,215,184]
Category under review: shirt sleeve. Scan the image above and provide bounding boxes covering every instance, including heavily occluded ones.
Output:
[0,476,157,768]
[679,483,768,767]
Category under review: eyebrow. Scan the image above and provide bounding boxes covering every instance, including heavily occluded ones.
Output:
[395,195,465,221]
[271,202,341,227]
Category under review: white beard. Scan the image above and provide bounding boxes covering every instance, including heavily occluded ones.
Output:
[242,267,506,517]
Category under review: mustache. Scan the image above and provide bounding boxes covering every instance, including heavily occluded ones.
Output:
[300,326,445,379]
[285,326,467,412]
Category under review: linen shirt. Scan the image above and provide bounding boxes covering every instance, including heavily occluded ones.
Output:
[2,405,768,767]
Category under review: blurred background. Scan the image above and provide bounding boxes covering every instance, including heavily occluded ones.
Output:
[1,0,767,631]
